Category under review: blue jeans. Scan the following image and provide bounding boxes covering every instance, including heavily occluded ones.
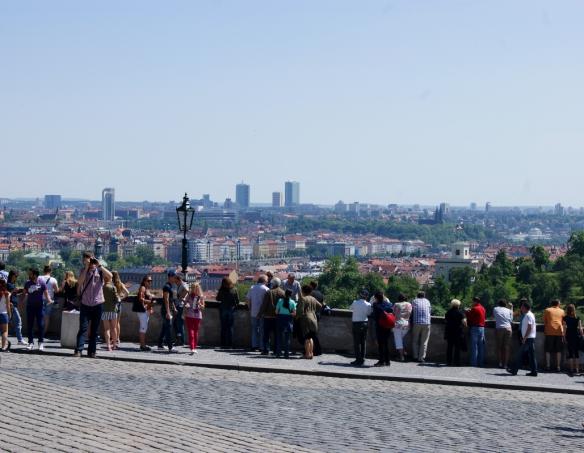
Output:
[469,326,485,367]
[511,338,537,374]
[75,303,103,354]
[10,304,23,342]
[251,316,263,349]
[220,310,235,348]
[263,318,278,353]
[26,303,45,345]
[276,314,293,357]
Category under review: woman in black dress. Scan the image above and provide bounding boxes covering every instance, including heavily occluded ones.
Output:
[563,304,583,377]
[444,299,466,366]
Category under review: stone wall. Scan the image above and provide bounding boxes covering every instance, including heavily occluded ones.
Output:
[25,297,550,365]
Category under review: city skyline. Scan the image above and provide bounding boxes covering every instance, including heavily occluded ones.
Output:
[2,2,584,205]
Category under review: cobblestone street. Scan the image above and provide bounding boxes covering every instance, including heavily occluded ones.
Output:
[2,352,584,452]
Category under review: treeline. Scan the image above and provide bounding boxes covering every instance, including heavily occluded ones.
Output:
[287,218,499,247]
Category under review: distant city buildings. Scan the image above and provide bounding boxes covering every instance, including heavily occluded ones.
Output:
[235,182,250,208]
[284,181,300,207]
[272,191,283,208]
[44,195,61,210]
[102,188,115,221]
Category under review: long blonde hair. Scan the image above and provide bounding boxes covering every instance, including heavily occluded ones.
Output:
[65,271,77,286]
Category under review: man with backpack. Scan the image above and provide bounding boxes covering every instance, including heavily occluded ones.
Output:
[371,291,394,367]
[350,289,373,366]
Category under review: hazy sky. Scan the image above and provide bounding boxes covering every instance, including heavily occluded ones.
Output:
[1,1,584,206]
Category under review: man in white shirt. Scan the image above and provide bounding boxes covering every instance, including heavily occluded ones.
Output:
[41,265,59,336]
[350,289,373,366]
[282,273,301,301]
[246,275,269,350]
[508,300,538,377]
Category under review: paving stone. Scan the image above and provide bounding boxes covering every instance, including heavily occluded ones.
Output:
[1,352,584,452]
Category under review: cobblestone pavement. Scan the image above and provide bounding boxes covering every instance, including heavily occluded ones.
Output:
[13,338,584,393]
[2,352,584,452]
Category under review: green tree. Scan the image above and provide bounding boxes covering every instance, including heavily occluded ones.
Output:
[531,273,560,310]
[425,277,452,312]
[529,245,549,271]
[449,267,475,300]
[516,260,536,285]
[386,275,419,302]
[567,231,584,258]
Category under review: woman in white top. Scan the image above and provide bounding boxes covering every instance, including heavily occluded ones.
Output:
[0,279,13,351]
[112,271,129,346]
[392,293,412,361]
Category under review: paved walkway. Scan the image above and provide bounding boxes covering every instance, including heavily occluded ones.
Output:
[1,352,584,452]
[8,337,584,394]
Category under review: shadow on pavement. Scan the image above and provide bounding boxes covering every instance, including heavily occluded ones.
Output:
[317,361,373,369]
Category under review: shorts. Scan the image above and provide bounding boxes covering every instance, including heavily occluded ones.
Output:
[44,302,55,316]
[101,311,118,321]
[0,313,9,324]
[544,335,563,353]
[137,312,149,334]
[495,328,512,351]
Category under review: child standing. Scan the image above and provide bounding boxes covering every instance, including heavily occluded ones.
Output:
[184,283,205,355]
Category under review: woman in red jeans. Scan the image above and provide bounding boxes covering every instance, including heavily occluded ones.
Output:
[184,283,205,355]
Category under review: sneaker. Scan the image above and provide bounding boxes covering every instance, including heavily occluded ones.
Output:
[88,352,96,358]
[190,350,195,356]
[373,361,385,367]
[18,340,27,345]
[140,345,151,352]
[506,368,517,376]
[26,343,34,351]
[73,351,81,357]
[526,372,538,377]
[38,344,44,352]
[157,346,165,351]
[168,347,175,353]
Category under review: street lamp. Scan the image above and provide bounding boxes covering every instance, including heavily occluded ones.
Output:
[176,193,195,275]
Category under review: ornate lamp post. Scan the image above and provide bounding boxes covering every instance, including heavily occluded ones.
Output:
[176,193,195,275]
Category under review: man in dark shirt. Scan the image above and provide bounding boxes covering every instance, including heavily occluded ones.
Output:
[158,270,177,352]
[466,297,486,367]
[23,268,52,351]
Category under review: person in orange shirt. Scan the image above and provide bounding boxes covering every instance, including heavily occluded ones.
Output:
[543,299,565,372]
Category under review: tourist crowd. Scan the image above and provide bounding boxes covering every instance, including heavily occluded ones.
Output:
[1,257,583,377]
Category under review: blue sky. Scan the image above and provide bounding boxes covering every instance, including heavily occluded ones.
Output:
[1,1,583,206]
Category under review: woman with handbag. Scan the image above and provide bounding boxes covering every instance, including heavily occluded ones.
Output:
[134,275,155,351]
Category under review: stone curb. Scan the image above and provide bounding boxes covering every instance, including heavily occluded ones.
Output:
[8,348,584,396]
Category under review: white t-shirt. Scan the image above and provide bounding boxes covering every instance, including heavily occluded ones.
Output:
[493,306,513,329]
[521,311,536,339]
[247,284,269,318]
[42,275,58,302]
[350,299,372,322]
[0,294,8,313]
